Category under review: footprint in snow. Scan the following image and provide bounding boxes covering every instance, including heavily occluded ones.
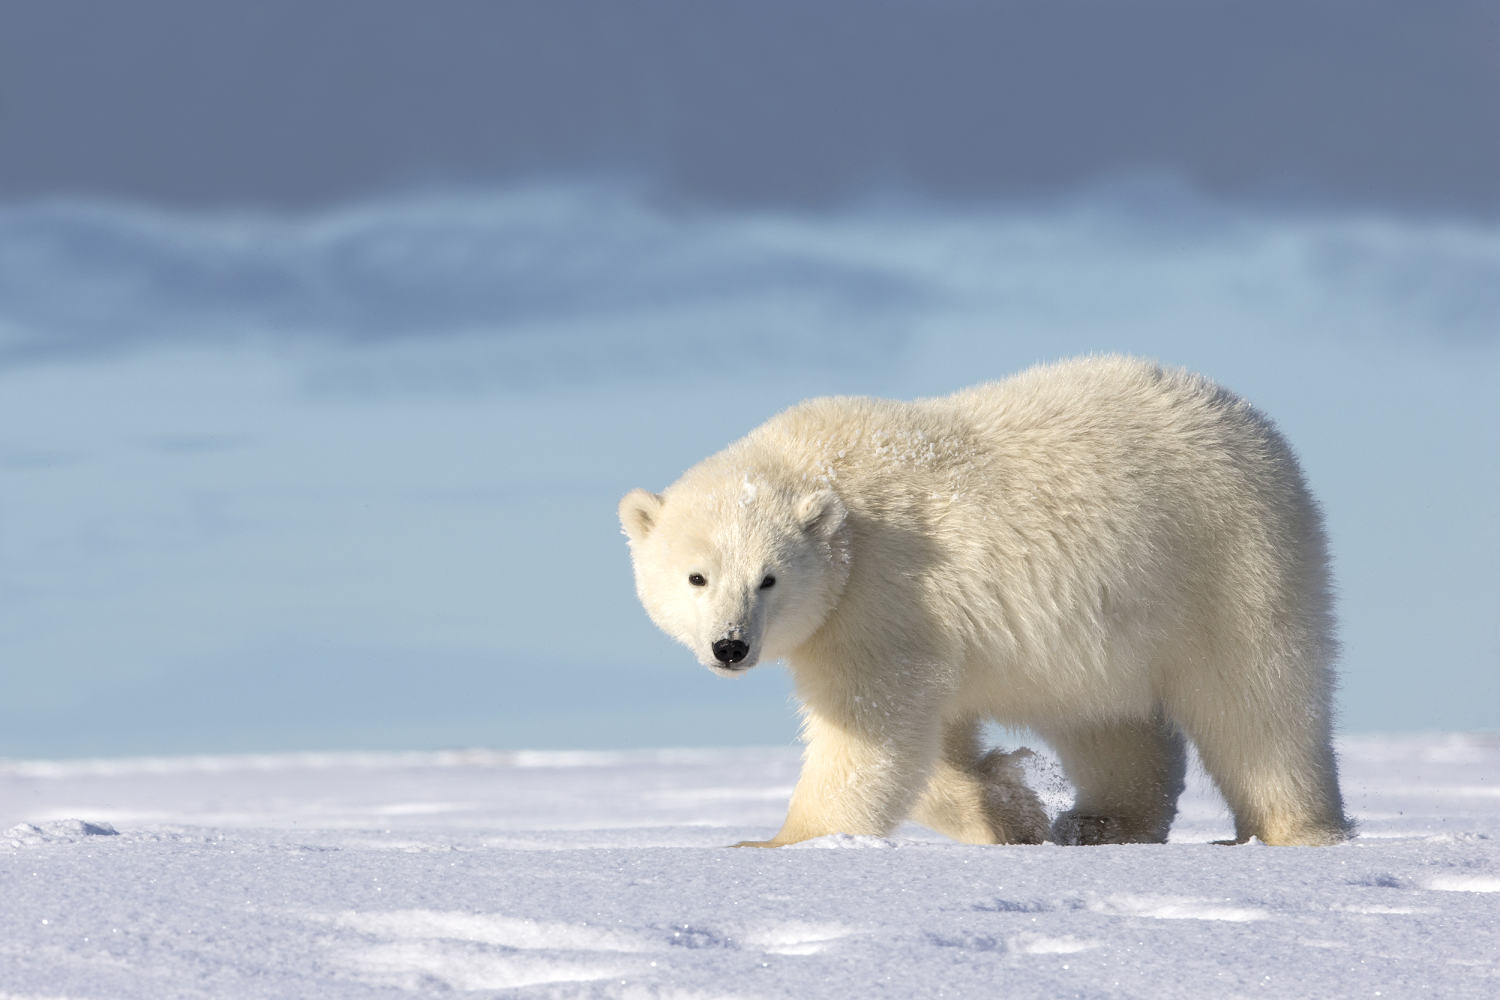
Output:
[327,910,649,992]
[926,930,1097,955]
[1088,895,1269,922]
[738,922,854,956]
[322,908,859,992]
[1425,874,1500,893]
[6,819,119,846]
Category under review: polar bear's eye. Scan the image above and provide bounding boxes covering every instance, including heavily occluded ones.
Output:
[760,575,776,589]
[688,573,707,587]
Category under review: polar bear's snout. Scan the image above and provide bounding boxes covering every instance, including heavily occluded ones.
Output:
[711,638,750,666]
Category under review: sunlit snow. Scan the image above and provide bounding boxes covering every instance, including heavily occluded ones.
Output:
[3,734,1496,998]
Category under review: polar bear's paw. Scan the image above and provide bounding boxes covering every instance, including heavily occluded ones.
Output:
[1051,810,1168,846]
[990,791,1050,845]
[977,748,1050,845]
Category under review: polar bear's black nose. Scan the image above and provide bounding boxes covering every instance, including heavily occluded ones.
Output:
[712,639,749,665]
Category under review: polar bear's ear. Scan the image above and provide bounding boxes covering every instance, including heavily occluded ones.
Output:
[796,489,847,538]
[619,489,665,543]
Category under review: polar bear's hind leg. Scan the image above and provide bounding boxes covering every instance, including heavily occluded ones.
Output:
[1170,677,1349,846]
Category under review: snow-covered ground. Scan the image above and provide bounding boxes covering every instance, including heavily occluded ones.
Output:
[3,734,1497,999]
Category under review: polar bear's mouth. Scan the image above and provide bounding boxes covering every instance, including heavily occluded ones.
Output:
[706,651,758,674]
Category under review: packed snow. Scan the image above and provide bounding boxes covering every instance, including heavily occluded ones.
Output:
[3,734,1497,998]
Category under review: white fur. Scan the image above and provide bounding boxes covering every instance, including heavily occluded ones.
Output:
[620,356,1350,847]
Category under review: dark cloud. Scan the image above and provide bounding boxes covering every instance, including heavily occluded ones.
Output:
[0,190,925,372]
[1,180,1494,382]
[2,1,1496,217]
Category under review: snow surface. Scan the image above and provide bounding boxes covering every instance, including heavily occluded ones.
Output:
[2,735,1497,999]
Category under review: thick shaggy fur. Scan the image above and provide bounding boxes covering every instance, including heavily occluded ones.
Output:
[620,356,1349,847]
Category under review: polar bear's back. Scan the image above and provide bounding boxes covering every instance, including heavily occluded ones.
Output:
[749,355,1333,719]
[949,353,1328,603]
[755,355,1315,528]
[950,355,1312,513]
[952,354,1273,453]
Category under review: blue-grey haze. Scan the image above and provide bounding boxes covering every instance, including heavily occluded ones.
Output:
[1,182,1496,757]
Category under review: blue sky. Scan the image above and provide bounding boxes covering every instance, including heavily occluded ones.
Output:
[1,3,1496,756]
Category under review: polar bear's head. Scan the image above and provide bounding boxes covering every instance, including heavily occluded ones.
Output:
[619,476,850,675]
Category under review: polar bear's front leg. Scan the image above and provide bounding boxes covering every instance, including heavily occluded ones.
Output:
[1041,716,1187,845]
[735,709,941,847]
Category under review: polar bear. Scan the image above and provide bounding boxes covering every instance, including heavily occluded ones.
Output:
[619,356,1350,847]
